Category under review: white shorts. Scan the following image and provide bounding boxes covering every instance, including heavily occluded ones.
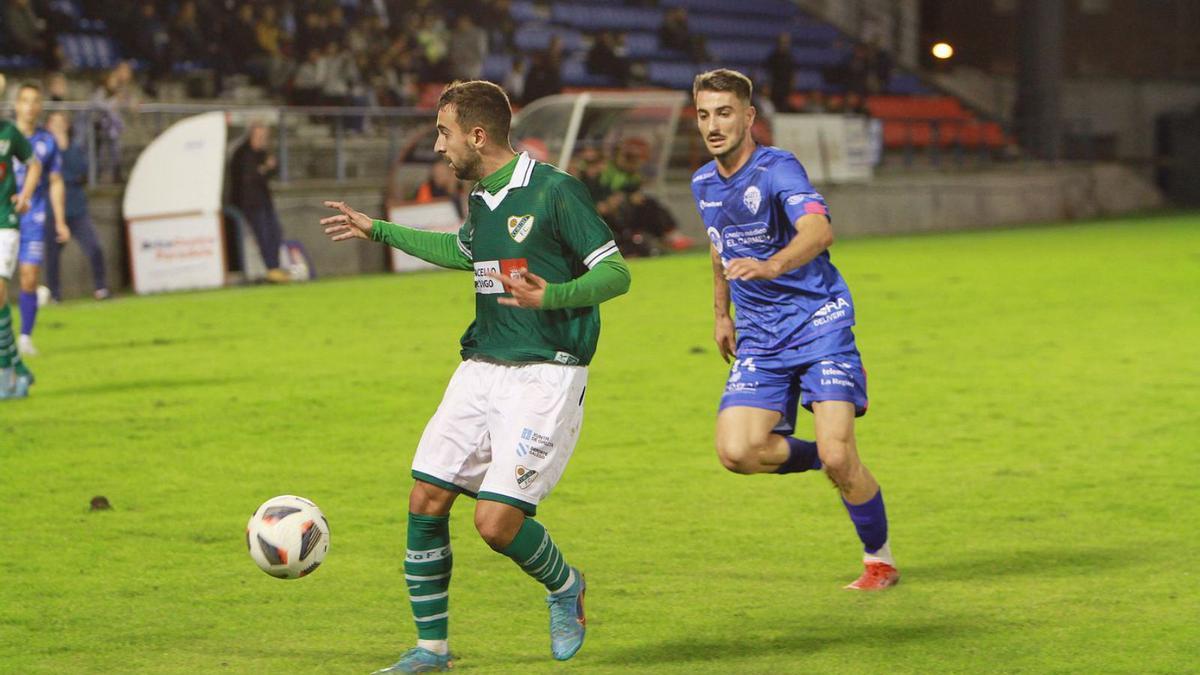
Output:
[0,229,17,280]
[412,358,588,514]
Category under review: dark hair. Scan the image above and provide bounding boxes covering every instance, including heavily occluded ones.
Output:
[437,80,513,145]
[692,68,753,104]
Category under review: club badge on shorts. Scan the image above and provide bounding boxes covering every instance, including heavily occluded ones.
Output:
[516,465,539,490]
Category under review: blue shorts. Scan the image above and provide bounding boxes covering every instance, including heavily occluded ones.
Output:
[18,206,47,266]
[718,336,869,436]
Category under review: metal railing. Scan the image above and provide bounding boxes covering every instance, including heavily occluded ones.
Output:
[33,101,433,187]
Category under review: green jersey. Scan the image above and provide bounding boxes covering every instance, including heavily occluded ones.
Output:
[458,152,619,366]
[0,121,34,229]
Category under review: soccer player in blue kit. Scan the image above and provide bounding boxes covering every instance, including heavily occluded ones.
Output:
[690,69,898,590]
[12,82,69,358]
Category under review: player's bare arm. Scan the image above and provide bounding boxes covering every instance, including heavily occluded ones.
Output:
[11,158,41,214]
[320,200,375,241]
[711,244,736,362]
[724,213,833,281]
[49,172,70,243]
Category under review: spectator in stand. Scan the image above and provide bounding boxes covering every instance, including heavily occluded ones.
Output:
[482,0,516,55]
[587,31,631,86]
[865,38,893,94]
[129,2,171,94]
[522,36,563,104]
[448,14,488,81]
[43,112,109,302]
[659,8,706,63]
[413,161,466,218]
[4,0,50,64]
[229,4,267,84]
[415,12,450,82]
[89,62,136,183]
[846,44,871,99]
[802,89,829,113]
[292,47,327,106]
[589,138,693,256]
[766,32,795,113]
[503,57,526,104]
[45,71,68,102]
[171,1,209,64]
[229,123,289,284]
[256,5,283,59]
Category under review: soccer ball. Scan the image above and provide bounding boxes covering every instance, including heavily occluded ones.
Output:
[246,495,330,579]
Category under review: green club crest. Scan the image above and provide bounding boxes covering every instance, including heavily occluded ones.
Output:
[507,214,534,243]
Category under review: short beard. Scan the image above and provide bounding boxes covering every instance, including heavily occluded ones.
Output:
[452,148,483,181]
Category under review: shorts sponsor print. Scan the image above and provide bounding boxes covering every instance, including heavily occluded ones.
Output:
[719,344,868,435]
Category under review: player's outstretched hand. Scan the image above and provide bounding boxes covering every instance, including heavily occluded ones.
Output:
[724,257,783,281]
[489,269,547,309]
[320,200,374,241]
[714,315,737,363]
[10,193,31,215]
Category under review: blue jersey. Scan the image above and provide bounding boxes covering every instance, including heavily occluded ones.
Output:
[692,145,855,356]
[14,127,60,208]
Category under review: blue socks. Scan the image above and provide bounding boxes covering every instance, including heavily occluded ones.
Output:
[774,437,823,474]
[843,489,888,554]
[18,291,37,336]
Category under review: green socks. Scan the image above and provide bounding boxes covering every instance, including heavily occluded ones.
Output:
[500,517,573,592]
[405,513,452,640]
[0,305,16,369]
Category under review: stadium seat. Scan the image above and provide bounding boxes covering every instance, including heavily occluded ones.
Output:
[514,24,585,52]
[550,4,664,32]
[483,54,514,82]
[661,0,796,20]
[561,56,618,88]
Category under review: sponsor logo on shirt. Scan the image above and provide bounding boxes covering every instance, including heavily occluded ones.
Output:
[699,200,723,209]
[692,170,715,182]
[516,465,539,490]
[0,140,9,155]
[553,351,579,365]
[743,185,762,215]
[722,222,770,251]
[474,258,528,294]
[507,214,534,243]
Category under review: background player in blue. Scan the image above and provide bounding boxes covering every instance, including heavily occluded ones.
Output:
[690,69,899,590]
[13,82,69,358]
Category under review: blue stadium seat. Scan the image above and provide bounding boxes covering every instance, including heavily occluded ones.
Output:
[689,14,792,39]
[514,24,585,53]
[886,72,930,95]
[483,53,514,82]
[792,20,842,45]
[661,0,795,19]
[706,39,774,63]
[510,0,541,22]
[792,45,849,68]
[550,4,664,32]
[647,61,702,90]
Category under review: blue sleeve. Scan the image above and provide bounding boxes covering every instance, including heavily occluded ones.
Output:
[772,155,830,225]
[35,133,62,176]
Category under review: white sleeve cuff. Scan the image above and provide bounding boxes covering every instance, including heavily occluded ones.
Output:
[583,240,619,269]
[457,237,471,258]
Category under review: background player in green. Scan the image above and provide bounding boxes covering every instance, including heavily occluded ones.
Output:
[0,73,44,400]
[320,80,630,673]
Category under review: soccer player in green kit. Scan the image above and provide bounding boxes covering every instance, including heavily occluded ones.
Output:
[321,80,630,673]
[0,73,44,400]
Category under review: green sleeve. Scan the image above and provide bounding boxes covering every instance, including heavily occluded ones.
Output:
[541,253,631,309]
[370,219,472,271]
[12,128,33,162]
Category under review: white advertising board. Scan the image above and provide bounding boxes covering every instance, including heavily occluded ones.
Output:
[387,200,464,272]
[123,112,227,294]
[772,114,878,184]
[128,212,224,294]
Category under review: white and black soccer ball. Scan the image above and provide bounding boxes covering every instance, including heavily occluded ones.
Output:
[246,495,329,579]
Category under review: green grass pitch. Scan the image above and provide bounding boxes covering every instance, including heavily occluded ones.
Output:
[1,213,1197,673]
